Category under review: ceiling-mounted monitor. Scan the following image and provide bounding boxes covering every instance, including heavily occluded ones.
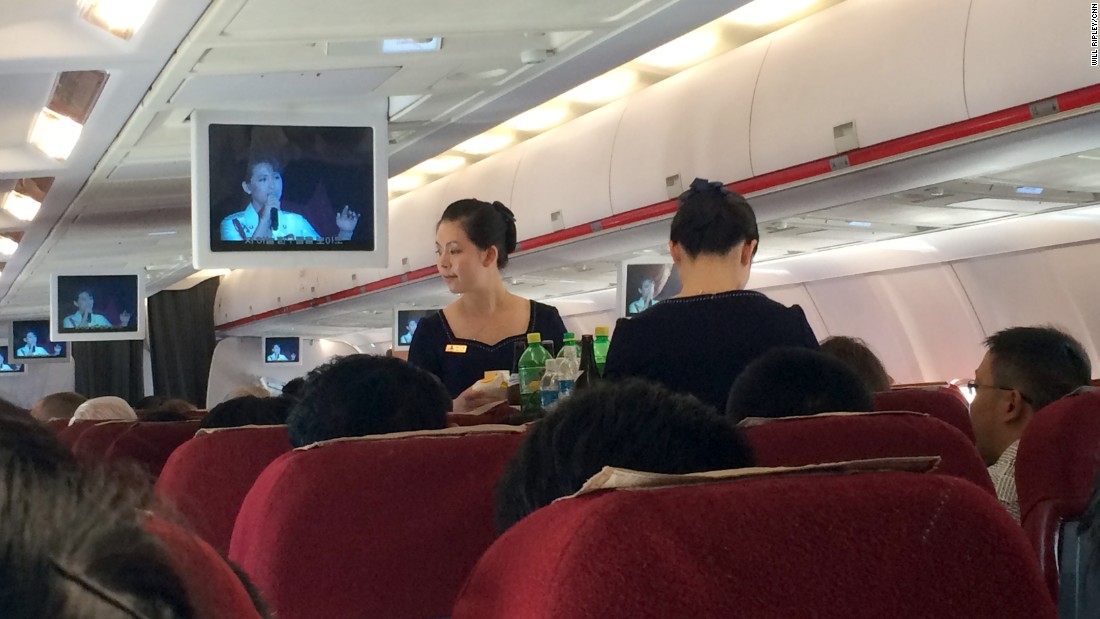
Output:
[191,105,388,269]
[0,346,25,374]
[618,258,682,319]
[262,336,301,365]
[393,308,441,352]
[10,319,69,362]
[49,272,145,342]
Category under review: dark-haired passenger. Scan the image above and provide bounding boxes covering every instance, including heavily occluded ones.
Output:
[494,379,754,532]
[30,391,87,423]
[408,198,567,412]
[604,178,818,410]
[287,354,451,448]
[219,155,360,242]
[818,335,893,393]
[725,347,875,423]
[200,395,293,430]
[970,326,1092,521]
[0,409,76,473]
[281,377,306,399]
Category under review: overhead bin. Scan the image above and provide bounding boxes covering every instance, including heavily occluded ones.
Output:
[441,145,524,212]
[510,101,627,238]
[964,0,1098,117]
[609,40,764,213]
[749,0,971,175]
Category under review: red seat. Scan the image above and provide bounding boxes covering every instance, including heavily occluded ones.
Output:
[56,420,97,448]
[453,470,1055,619]
[229,427,525,619]
[874,387,974,442]
[156,425,291,554]
[106,420,201,477]
[70,420,138,462]
[743,411,994,494]
[1017,389,1100,599]
[43,418,70,433]
[146,516,263,619]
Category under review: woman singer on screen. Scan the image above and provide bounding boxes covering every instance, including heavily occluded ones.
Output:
[219,155,361,242]
[408,199,567,412]
[603,178,819,411]
[62,290,131,329]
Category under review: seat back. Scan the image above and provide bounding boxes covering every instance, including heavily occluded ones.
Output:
[146,516,263,619]
[454,471,1055,619]
[742,411,994,494]
[229,427,526,619]
[43,418,70,433]
[56,420,96,448]
[1017,390,1100,600]
[155,425,291,554]
[874,387,974,441]
[105,420,200,476]
[70,420,138,462]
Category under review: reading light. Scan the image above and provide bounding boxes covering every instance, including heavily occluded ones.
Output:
[78,0,157,40]
[507,105,570,132]
[388,173,425,193]
[561,69,639,104]
[413,155,467,175]
[29,108,83,161]
[725,0,817,26]
[454,132,514,156]
[2,191,42,222]
[635,27,720,68]
[0,236,19,256]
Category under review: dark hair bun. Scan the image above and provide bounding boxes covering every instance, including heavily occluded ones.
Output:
[492,201,518,254]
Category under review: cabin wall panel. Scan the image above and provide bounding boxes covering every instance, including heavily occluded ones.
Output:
[757,283,828,341]
[206,336,356,405]
[608,40,764,212]
[510,101,626,237]
[0,359,76,409]
[749,0,970,175]
[964,0,1097,117]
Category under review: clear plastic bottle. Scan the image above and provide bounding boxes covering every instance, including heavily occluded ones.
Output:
[518,333,552,414]
[593,326,611,376]
[558,346,579,397]
[557,332,582,359]
[540,359,560,409]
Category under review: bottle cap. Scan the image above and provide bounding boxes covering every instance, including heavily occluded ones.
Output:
[563,331,575,341]
[527,333,542,344]
[594,326,609,337]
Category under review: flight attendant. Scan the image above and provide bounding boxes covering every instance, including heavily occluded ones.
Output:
[409,199,566,411]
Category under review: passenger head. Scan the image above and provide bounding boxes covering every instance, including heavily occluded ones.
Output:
[224,384,271,402]
[436,199,517,292]
[818,335,893,393]
[280,377,306,399]
[0,456,194,618]
[725,347,875,423]
[0,395,27,417]
[31,392,87,423]
[0,410,76,474]
[287,355,450,448]
[970,326,1091,465]
[200,395,293,430]
[69,396,138,426]
[494,379,754,532]
[669,178,759,288]
[134,395,169,411]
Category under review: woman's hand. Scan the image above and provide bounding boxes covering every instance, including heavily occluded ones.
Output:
[453,384,504,413]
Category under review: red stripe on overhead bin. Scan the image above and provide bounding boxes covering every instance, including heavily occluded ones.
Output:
[216,84,1100,331]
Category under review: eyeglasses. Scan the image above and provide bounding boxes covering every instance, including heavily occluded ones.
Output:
[967,380,1031,403]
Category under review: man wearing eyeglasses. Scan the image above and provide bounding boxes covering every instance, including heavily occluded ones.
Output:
[970,326,1092,521]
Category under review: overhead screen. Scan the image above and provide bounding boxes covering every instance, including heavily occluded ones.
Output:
[0,346,24,374]
[191,106,389,269]
[263,336,301,365]
[618,259,682,318]
[393,308,440,351]
[49,273,146,342]
[10,319,69,362]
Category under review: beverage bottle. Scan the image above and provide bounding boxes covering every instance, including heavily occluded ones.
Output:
[540,359,560,409]
[507,340,525,406]
[593,327,611,376]
[518,333,552,413]
[557,332,582,359]
[558,346,579,397]
[575,335,600,390]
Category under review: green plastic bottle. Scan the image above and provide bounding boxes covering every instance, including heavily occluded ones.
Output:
[518,333,552,413]
[593,326,611,376]
[557,332,582,359]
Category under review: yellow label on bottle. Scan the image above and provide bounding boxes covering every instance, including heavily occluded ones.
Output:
[445,344,468,354]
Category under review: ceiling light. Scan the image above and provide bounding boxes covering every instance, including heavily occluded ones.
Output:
[2,192,42,222]
[0,236,18,256]
[750,267,791,275]
[29,108,83,161]
[413,155,467,175]
[388,173,425,193]
[454,132,514,156]
[847,220,872,227]
[78,0,157,40]
[382,37,442,53]
[561,69,639,104]
[507,105,570,132]
[725,0,817,26]
[635,28,719,68]
[146,230,177,236]
[1015,186,1044,195]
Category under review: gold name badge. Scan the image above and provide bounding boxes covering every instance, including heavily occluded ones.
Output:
[445,344,468,354]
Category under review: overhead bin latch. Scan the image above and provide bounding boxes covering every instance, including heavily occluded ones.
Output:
[1029,98,1060,119]
[829,155,851,171]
